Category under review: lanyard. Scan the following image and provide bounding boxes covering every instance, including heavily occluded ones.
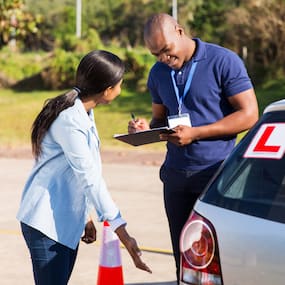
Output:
[171,61,198,115]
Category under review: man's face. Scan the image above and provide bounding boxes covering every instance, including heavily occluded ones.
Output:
[145,25,186,70]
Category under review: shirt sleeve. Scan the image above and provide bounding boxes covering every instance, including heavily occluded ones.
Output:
[221,50,253,97]
[147,66,164,104]
[50,113,126,232]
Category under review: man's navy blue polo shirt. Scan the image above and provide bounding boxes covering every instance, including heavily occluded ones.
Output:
[147,38,254,171]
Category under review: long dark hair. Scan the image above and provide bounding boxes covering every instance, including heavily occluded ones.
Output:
[31,50,125,158]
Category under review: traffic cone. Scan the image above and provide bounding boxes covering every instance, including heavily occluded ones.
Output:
[96,221,124,285]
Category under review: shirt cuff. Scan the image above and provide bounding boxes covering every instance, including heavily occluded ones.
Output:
[108,217,127,232]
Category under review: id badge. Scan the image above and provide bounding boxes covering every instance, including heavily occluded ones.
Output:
[167,113,191,128]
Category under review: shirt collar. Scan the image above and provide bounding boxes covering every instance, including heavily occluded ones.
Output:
[74,98,95,129]
[192,38,207,62]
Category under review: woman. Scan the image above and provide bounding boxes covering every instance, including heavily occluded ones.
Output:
[17,50,151,285]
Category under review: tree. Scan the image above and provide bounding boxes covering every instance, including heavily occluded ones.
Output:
[187,0,237,42]
[85,0,171,47]
[226,0,285,82]
[0,0,43,50]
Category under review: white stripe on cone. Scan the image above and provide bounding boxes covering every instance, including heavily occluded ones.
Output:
[99,221,122,267]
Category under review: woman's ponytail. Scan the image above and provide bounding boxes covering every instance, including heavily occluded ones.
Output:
[31,91,78,159]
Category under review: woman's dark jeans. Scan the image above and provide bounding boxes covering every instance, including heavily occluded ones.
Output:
[21,222,78,285]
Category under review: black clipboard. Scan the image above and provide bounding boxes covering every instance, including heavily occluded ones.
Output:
[113,127,175,146]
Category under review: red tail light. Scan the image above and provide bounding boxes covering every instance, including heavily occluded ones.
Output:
[180,211,223,285]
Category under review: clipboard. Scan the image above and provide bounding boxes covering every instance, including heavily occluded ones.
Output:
[113,127,175,146]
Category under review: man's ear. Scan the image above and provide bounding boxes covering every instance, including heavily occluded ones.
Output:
[175,24,184,36]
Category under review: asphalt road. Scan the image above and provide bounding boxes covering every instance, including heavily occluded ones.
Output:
[0,157,176,285]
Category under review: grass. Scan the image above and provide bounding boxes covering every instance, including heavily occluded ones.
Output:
[1,78,285,151]
[0,88,166,152]
[255,79,285,112]
[0,89,52,146]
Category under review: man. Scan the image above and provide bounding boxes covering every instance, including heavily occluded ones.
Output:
[128,13,258,283]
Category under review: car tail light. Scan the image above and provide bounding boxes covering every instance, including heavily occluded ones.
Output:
[180,211,223,285]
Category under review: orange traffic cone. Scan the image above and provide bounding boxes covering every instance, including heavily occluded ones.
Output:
[97,221,124,285]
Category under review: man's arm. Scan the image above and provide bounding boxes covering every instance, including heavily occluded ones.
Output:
[149,103,168,128]
[162,88,259,146]
[194,88,258,139]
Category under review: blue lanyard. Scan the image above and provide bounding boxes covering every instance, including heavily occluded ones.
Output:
[171,61,198,115]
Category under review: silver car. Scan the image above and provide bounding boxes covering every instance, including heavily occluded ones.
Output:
[180,99,285,285]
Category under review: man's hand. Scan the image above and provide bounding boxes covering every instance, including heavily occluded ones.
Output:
[128,117,150,134]
[160,125,195,146]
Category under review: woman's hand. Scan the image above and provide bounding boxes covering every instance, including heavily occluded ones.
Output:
[115,225,152,273]
[81,219,97,244]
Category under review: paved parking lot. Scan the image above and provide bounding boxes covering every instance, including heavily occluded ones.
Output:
[0,157,176,285]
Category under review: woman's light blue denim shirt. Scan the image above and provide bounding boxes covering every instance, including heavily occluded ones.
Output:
[17,98,125,249]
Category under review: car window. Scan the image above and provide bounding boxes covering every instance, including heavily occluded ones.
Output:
[201,111,285,224]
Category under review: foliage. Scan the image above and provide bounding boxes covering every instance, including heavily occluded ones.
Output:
[0,0,43,50]
[84,0,170,47]
[0,43,155,91]
[42,49,82,90]
[187,0,285,83]
[225,0,285,83]
[1,0,285,88]
[188,0,236,41]
[123,48,155,92]
[49,5,76,40]
[79,29,104,51]
[0,46,47,81]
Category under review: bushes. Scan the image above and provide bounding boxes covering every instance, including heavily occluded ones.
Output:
[123,48,155,92]
[0,44,155,91]
[43,47,155,91]
[0,47,45,81]
[42,49,82,89]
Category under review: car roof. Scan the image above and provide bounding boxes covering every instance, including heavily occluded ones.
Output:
[264,99,285,114]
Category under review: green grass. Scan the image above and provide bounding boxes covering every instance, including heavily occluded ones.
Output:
[255,79,285,112]
[0,88,167,151]
[0,89,53,146]
[1,78,285,151]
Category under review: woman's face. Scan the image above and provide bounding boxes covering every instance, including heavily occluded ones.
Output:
[100,79,123,104]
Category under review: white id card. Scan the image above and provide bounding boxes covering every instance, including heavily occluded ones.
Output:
[167,113,191,128]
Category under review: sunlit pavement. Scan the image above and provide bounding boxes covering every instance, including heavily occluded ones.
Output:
[0,158,176,285]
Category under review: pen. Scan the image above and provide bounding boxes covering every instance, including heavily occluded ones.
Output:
[131,112,136,122]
